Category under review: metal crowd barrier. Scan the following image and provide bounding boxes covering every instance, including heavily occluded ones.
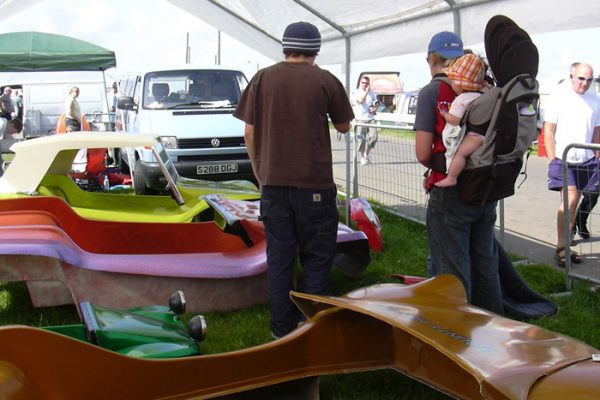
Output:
[560,143,600,290]
[84,112,116,132]
[333,122,428,226]
[334,124,600,290]
[332,121,516,262]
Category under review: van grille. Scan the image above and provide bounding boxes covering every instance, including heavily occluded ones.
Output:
[177,137,246,149]
[178,153,250,162]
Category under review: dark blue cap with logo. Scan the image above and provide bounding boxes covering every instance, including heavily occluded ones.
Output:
[428,31,464,59]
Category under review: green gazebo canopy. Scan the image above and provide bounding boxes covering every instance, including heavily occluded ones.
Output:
[0,31,116,72]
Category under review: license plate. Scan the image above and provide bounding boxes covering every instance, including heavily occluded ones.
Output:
[196,163,239,175]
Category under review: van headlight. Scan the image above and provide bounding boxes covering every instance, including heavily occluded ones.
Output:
[159,136,178,149]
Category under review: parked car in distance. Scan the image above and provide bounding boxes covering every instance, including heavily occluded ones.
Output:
[116,65,255,194]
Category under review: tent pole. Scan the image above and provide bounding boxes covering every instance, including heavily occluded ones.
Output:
[101,69,110,116]
[344,35,352,225]
[292,0,350,89]
[444,0,462,36]
[293,0,354,223]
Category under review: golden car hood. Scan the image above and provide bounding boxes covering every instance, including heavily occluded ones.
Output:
[0,275,597,399]
[293,275,598,399]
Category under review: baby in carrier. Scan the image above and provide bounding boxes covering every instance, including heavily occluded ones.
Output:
[435,53,488,188]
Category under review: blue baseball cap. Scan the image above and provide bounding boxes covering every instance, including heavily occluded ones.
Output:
[428,31,464,59]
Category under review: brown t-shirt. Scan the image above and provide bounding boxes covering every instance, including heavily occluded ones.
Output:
[234,62,353,189]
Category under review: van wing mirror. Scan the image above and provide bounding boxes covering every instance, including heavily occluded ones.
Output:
[117,96,137,111]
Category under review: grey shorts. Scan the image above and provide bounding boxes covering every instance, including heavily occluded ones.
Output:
[547,157,600,192]
[356,120,378,148]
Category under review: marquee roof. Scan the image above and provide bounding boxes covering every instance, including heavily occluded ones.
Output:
[167,0,600,87]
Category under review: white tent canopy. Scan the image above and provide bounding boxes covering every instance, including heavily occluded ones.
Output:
[167,0,600,88]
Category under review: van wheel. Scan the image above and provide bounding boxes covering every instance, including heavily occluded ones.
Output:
[133,161,151,195]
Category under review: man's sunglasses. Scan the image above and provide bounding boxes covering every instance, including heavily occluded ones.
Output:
[571,75,594,83]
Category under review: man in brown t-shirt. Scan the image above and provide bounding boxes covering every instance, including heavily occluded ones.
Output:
[234,21,353,339]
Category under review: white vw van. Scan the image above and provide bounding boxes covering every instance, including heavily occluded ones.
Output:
[116,65,253,194]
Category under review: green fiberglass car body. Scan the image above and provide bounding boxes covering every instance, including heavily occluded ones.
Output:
[0,132,260,222]
[43,291,204,359]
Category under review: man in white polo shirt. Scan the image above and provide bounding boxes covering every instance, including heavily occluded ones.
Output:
[544,62,600,267]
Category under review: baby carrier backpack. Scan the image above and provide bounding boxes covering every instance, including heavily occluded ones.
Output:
[456,15,539,205]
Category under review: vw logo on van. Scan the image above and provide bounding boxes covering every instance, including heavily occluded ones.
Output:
[210,138,221,148]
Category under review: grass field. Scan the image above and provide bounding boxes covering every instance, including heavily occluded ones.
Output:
[1,207,599,399]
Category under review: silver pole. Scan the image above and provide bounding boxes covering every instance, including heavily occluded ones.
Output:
[562,146,572,291]
[186,32,190,64]
[498,199,505,246]
[101,70,110,116]
[217,30,221,65]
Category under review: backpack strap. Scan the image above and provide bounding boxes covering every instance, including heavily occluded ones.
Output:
[428,76,454,173]
[434,76,483,128]
[432,76,452,87]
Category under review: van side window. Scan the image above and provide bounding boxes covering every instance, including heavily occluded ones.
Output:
[120,78,128,96]
[132,76,142,106]
[236,74,248,93]
[120,75,135,97]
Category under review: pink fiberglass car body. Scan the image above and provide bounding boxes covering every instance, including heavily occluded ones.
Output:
[0,195,370,313]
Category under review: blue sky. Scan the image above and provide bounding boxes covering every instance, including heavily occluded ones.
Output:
[1,0,599,93]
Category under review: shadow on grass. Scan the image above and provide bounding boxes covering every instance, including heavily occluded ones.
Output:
[0,281,78,326]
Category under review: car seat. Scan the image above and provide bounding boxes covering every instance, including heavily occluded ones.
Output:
[211,82,236,102]
[55,113,106,178]
[167,92,181,102]
[152,83,170,103]
[190,83,207,99]
[55,113,91,134]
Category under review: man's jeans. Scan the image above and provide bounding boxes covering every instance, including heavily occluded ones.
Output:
[260,185,339,337]
[426,186,503,314]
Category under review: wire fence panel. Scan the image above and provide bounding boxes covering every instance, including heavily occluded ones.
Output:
[332,123,427,224]
[332,126,600,288]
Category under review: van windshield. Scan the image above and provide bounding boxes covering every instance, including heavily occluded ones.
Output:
[142,70,247,110]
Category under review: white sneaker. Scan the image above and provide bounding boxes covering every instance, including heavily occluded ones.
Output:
[360,157,368,165]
